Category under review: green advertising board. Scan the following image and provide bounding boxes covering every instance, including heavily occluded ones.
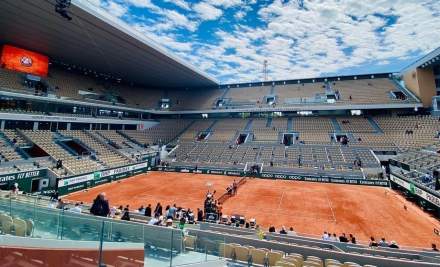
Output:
[153,166,389,187]
[58,161,152,195]
[0,169,47,193]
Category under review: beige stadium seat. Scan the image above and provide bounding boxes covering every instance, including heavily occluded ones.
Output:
[302,260,322,267]
[250,248,268,266]
[234,245,250,262]
[268,250,284,266]
[25,219,34,236]
[285,254,303,266]
[0,213,13,234]
[13,218,27,237]
[325,259,342,266]
[275,260,297,267]
[224,243,237,259]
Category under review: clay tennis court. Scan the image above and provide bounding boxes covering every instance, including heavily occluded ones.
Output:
[65,171,440,248]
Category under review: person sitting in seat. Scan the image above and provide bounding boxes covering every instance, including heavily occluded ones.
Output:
[389,241,399,249]
[90,193,110,217]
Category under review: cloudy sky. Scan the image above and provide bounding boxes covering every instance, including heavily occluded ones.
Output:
[83,0,440,84]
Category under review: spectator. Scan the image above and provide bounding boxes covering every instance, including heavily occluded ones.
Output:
[389,241,399,249]
[148,215,159,225]
[154,202,163,216]
[432,244,439,252]
[138,205,145,214]
[167,204,177,219]
[197,208,204,222]
[121,205,130,221]
[339,233,349,242]
[50,190,59,201]
[217,202,223,218]
[331,233,338,242]
[349,234,356,244]
[268,226,276,233]
[287,227,296,236]
[322,231,330,241]
[70,203,82,213]
[179,216,186,229]
[110,206,117,218]
[156,216,164,226]
[379,237,388,247]
[90,193,110,217]
[165,218,173,228]
[144,204,152,217]
[12,183,19,195]
[279,226,287,235]
[369,237,378,247]
[56,199,65,209]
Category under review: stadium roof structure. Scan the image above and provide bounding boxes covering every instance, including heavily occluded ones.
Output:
[0,0,218,89]
[401,46,440,73]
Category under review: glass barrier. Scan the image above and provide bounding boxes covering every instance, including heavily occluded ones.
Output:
[0,193,229,267]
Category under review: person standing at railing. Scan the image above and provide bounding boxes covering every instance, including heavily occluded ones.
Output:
[12,183,19,195]
[90,192,110,217]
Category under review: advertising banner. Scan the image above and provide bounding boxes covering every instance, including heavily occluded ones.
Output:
[58,161,150,195]
[390,174,440,207]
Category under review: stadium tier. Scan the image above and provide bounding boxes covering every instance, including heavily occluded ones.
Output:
[0,67,419,112]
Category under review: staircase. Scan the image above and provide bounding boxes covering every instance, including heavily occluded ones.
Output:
[367,116,384,133]
[267,117,273,127]
[331,117,342,132]
[244,119,253,131]
[287,117,293,131]
[117,130,144,147]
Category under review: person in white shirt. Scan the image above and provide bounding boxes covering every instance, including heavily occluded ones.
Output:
[287,227,296,236]
[322,231,330,241]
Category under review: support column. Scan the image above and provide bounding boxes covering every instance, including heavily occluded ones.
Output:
[0,120,5,131]
[33,122,38,131]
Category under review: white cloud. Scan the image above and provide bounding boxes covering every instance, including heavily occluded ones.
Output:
[105,1,127,17]
[234,10,246,20]
[193,2,223,21]
[207,0,244,9]
[164,0,190,10]
[162,9,198,31]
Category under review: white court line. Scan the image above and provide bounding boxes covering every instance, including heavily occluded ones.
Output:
[277,190,286,213]
[325,191,337,223]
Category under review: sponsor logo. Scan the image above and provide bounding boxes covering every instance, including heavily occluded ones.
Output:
[94,171,101,180]
[20,56,33,67]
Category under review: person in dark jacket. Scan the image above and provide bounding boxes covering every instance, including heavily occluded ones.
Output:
[144,204,152,217]
[154,202,163,216]
[197,208,204,222]
[90,193,110,217]
[121,205,130,221]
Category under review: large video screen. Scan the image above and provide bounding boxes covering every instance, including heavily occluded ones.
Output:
[0,45,49,77]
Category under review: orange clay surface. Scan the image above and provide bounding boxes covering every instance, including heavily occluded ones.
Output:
[65,172,440,248]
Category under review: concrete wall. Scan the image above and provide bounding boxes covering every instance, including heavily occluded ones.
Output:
[403,68,437,107]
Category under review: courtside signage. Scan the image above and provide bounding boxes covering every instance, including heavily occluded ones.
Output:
[58,161,151,194]
[153,166,388,187]
[390,174,440,207]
